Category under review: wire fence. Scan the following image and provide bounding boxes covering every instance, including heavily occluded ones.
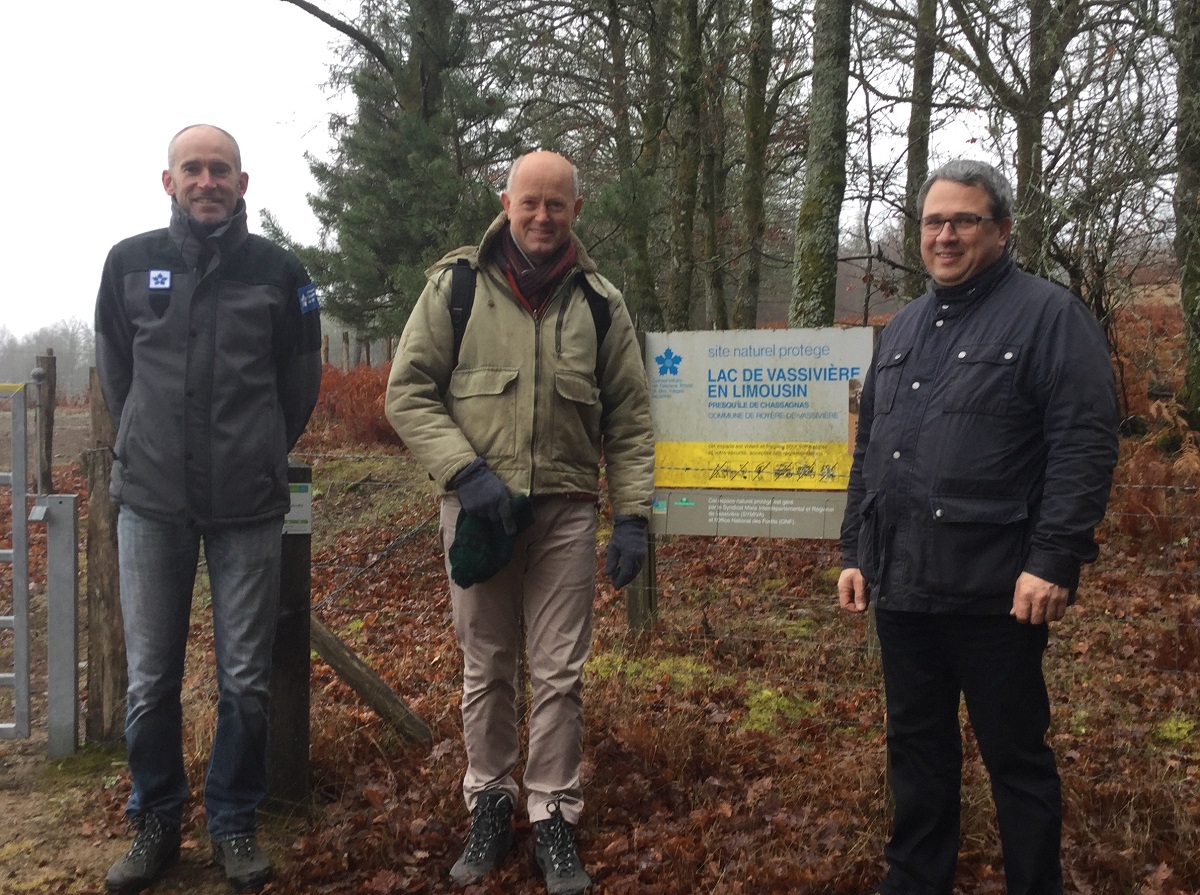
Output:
[0,430,1193,800]
[294,449,1200,792]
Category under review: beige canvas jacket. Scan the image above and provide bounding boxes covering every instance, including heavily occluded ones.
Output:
[385,213,655,519]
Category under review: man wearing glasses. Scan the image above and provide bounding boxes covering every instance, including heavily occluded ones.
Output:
[837,160,1118,895]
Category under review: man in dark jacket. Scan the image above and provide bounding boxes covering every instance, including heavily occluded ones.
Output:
[837,159,1118,895]
[95,124,321,894]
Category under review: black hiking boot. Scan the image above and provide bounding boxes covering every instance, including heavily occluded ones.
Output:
[532,802,591,895]
[449,790,515,886]
[212,834,273,892]
[105,812,181,894]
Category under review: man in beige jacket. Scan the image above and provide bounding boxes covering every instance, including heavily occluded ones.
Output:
[386,151,654,895]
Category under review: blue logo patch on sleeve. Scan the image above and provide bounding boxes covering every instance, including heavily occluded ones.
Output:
[149,270,172,290]
[298,283,320,314]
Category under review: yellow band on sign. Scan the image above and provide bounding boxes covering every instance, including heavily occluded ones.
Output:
[655,441,854,491]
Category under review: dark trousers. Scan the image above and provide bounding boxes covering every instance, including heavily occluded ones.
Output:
[875,609,1063,895]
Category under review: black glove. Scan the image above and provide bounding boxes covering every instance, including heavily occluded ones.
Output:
[450,458,517,535]
[606,515,648,590]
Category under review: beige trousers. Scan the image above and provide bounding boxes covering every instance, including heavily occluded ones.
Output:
[440,495,597,825]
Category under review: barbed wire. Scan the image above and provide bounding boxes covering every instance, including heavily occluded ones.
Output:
[310,510,437,614]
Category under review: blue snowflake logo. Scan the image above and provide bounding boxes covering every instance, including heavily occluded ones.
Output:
[655,348,683,376]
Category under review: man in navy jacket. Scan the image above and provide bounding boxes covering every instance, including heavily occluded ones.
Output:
[838,160,1118,895]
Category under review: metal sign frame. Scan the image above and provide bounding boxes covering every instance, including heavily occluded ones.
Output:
[644,328,872,539]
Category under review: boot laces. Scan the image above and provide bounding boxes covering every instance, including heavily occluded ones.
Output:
[128,815,164,859]
[223,835,257,860]
[538,802,580,877]
[464,796,509,863]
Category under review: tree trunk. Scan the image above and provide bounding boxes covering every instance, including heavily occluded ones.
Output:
[606,0,664,330]
[790,0,853,327]
[902,0,936,301]
[733,0,773,329]
[34,351,56,493]
[1177,0,1200,420]
[663,0,703,330]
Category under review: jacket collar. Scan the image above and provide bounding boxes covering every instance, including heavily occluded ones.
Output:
[477,210,599,276]
[930,252,1015,304]
[168,198,250,270]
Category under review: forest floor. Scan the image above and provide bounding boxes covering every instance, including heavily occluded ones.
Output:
[1,303,1198,894]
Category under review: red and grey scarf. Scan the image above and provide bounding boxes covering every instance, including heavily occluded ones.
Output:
[491,223,578,316]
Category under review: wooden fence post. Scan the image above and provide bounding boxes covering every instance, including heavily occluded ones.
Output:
[626,530,657,633]
[309,617,433,748]
[268,463,312,806]
[34,350,56,493]
[83,368,126,743]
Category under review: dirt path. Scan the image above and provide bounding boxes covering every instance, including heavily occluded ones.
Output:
[1,419,273,895]
[0,727,304,894]
[0,614,305,895]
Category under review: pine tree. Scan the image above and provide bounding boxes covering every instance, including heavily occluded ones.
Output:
[268,0,512,337]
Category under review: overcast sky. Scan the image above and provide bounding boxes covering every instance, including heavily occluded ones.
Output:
[1,0,358,339]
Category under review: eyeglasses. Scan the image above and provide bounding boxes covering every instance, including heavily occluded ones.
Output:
[921,213,996,234]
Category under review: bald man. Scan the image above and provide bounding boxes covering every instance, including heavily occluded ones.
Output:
[95,124,322,894]
[386,151,654,894]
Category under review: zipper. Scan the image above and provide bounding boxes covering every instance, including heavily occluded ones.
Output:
[531,277,575,492]
[530,310,543,494]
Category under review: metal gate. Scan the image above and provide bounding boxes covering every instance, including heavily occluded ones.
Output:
[0,379,79,757]
[0,382,30,740]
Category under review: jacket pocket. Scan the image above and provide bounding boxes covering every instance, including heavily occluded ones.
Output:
[856,490,886,583]
[551,370,602,465]
[871,347,910,414]
[921,495,1029,599]
[942,343,1020,415]
[449,366,520,460]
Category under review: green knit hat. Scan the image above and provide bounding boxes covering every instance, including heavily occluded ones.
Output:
[449,495,535,588]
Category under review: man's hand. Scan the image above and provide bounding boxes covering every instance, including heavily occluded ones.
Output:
[606,515,648,589]
[1011,571,1069,624]
[450,458,517,535]
[837,568,868,612]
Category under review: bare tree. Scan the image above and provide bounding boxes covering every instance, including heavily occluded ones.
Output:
[662,0,705,330]
[790,0,853,326]
[902,0,937,299]
[1177,0,1200,419]
[731,0,776,329]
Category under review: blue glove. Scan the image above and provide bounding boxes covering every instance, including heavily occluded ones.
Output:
[450,458,517,535]
[606,515,648,589]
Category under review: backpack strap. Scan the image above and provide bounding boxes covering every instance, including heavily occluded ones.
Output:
[579,275,612,351]
[450,260,614,377]
[449,258,476,367]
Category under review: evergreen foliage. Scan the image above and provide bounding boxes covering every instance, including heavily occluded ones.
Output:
[267,0,512,337]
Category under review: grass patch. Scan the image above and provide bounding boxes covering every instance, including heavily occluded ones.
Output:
[588,650,728,690]
[1154,714,1196,744]
[309,454,434,538]
[43,743,126,785]
[741,687,815,734]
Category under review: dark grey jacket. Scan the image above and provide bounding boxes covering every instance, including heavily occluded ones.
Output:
[839,255,1118,614]
[95,200,322,527]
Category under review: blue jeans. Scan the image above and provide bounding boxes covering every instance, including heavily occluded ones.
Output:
[118,506,282,840]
